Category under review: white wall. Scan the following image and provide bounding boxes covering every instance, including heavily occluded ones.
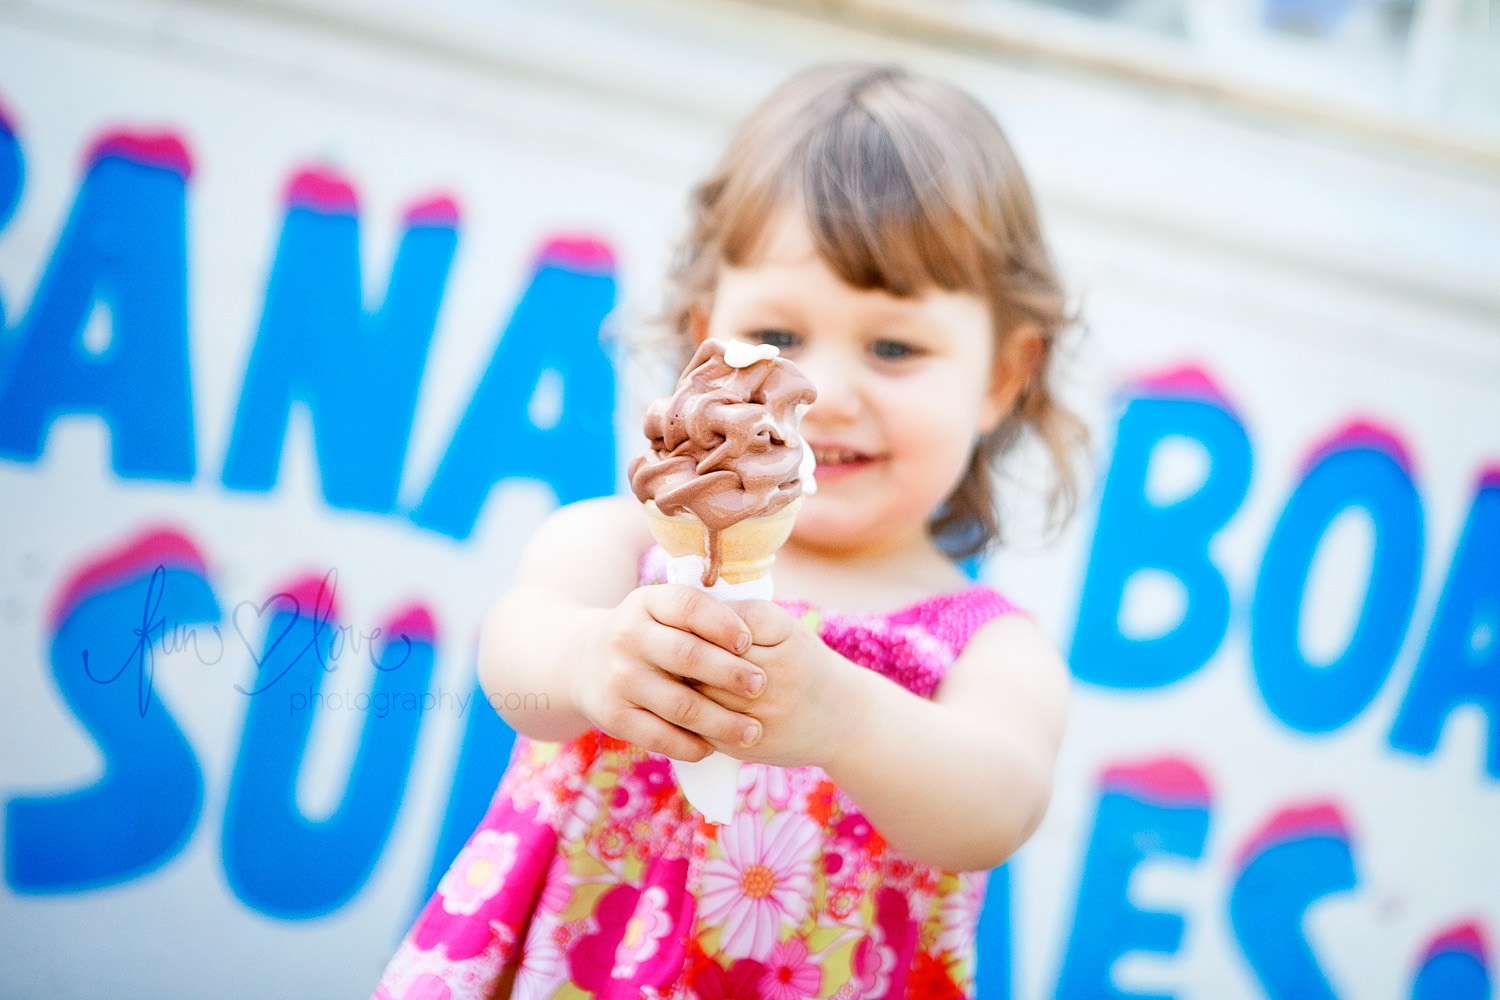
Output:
[1,0,1496,997]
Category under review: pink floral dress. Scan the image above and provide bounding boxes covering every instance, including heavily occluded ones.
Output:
[371,547,1019,1000]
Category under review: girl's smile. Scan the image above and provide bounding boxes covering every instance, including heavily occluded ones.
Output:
[807,440,882,482]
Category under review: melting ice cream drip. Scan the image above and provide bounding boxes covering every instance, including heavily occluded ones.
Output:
[722,341,781,368]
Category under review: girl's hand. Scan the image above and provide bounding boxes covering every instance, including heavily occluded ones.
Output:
[697,600,858,769]
[571,585,769,762]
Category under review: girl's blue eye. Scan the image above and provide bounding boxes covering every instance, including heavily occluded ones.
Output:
[750,329,800,351]
[871,339,920,361]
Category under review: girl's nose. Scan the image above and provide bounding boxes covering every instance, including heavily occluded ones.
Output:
[798,350,861,425]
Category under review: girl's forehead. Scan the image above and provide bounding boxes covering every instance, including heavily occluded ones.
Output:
[731,201,987,308]
[738,206,819,269]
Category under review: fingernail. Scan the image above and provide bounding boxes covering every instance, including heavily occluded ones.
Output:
[741,722,761,747]
[736,630,752,654]
[747,670,764,695]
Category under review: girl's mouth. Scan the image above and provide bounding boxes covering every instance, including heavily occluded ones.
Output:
[810,444,878,481]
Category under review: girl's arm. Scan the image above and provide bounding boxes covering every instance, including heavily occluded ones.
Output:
[711,603,1068,872]
[478,495,768,759]
[475,496,642,743]
[823,613,1070,872]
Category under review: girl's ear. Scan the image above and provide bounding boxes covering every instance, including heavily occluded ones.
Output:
[979,322,1044,435]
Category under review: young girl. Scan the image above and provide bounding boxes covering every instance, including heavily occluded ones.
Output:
[372,62,1084,1000]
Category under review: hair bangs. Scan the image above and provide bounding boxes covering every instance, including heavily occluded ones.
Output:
[713,80,989,303]
[800,98,986,301]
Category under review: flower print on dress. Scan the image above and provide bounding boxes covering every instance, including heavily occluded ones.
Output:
[834,813,885,858]
[411,799,556,962]
[739,764,793,813]
[611,753,670,817]
[503,741,558,815]
[905,950,967,1000]
[609,754,688,862]
[568,856,694,997]
[935,871,986,956]
[822,841,879,927]
[537,852,571,915]
[801,777,838,827]
[885,848,943,901]
[436,829,517,916]
[509,910,569,1000]
[571,884,653,991]
[825,884,862,923]
[803,608,955,699]
[633,753,677,803]
[556,773,605,843]
[852,924,898,999]
[610,885,673,979]
[372,972,452,1000]
[852,887,920,1000]
[692,954,767,1000]
[593,819,633,862]
[699,811,820,961]
[759,937,822,1000]
[484,919,518,957]
[637,802,692,863]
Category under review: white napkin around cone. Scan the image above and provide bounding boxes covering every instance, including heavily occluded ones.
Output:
[662,554,773,824]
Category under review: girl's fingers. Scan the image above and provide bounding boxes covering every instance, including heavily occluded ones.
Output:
[696,683,755,715]
[612,706,714,762]
[631,670,762,749]
[642,623,765,699]
[646,585,753,656]
[726,599,795,647]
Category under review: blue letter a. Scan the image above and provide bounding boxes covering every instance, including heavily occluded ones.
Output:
[412,237,618,540]
[1390,471,1500,778]
[0,132,195,479]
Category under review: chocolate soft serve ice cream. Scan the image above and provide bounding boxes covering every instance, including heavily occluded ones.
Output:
[629,338,817,587]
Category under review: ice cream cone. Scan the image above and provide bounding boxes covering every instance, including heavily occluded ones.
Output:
[644,497,802,586]
[645,497,804,824]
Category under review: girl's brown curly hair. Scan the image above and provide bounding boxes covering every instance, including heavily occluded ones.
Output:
[658,62,1088,559]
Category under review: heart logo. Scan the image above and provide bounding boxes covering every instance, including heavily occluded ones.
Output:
[232,592,301,695]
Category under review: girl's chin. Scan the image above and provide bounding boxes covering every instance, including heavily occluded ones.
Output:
[788,500,884,550]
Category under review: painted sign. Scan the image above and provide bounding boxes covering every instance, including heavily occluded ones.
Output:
[1,29,1496,1000]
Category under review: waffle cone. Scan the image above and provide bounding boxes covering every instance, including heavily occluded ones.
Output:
[644,497,802,585]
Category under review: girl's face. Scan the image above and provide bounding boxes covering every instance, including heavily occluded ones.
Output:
[697,208,1031,560]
